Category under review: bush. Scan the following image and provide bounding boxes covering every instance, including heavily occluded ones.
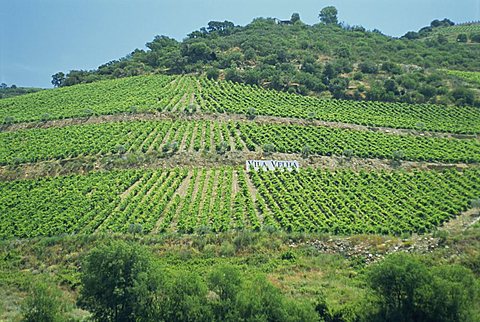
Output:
[367,253,479,322]
[206,67,220,80]
[246,107,256,120]
[359,61,379,74]
[470,33,480,43]
[236,275,317,321]
[457,33,468,43]
[161,271,212,322]
[21,283,64,322]
[262,143,276,155]
[78,241,161,322]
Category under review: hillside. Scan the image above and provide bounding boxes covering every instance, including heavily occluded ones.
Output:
[51,15,480,107]
[2,9,480,319]
[0,85,43,99]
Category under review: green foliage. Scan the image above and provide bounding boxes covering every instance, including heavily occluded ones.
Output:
[470,33,480,43]
[0,85,42,99]
[319,6,339,25]
[76,242,319,321]
[457,33,468,42]
[236,275,318,321]
[1,167,479,237]
[206,67,220,80]
[367,253,479,322]
[359,61,378,74]
[262,143,276,155]
[45,15,480,105]
[21,282,64,322]
[78,240,160,321]
[246,107,256,120]
[2,74,479,133]
[161,270,212,321]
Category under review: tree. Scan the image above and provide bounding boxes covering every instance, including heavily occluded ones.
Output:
[319,6,338,25]
[470,33,480,43]
[291,13,301,24]
[208,265,242,320]
[207,20,235,35]
[367,253,431,321]
[161,271,212,322]
[206,67,220,80]
[51,72,65,87]
[457,33,468,43]
[367,254,479,322]
[78,241,161,322]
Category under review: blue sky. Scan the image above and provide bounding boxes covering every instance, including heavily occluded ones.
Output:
[1,0,479,88]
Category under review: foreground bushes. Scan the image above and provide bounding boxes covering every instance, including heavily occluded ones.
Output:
[367,253,479,322]
[21,240,479,321]
[77,241,317,321]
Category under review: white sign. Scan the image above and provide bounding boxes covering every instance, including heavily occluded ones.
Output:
[246,160,300,171]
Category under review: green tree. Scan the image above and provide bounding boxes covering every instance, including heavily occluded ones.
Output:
[367,254,479,322]
[457,33,468,43]
[291,13,301,24]
[319,6,338,25]
[206,67,220,80]
[161,271,212,322]
[78,241,160,322]
[367,254,431,321]
[51,72,65,87]
[208,265,242,321]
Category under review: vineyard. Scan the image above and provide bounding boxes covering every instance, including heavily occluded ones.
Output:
[2,74,480,134]
[434,23,480,35]
[0,74,479,240]
[447,70,480,85]
[1,167,479,239]
[2,119,480,165]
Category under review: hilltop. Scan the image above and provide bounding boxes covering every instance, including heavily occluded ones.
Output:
[49,12,480,107]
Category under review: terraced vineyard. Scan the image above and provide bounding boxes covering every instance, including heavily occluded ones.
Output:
[1,167,479,239]
[2,75,480,134]
[2,119,480,165]
[1,74,480,240]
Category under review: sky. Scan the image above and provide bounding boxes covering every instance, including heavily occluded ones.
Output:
[1,0,479,88]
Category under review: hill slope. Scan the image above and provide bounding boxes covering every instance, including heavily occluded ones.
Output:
[52,16,480,106]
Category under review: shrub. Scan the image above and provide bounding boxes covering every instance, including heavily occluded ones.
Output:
[246,107,256,120]
[367,253,479,322]
[21,283,64,322]
[359,61,378,74]
[262,143,276,155]
[78,241,161,322]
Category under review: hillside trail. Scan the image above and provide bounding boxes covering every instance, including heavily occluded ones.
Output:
[1,150,477,181]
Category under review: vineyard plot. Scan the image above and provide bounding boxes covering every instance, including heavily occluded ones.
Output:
[249,168,480,234]
[236,122,480,163]
[0,167,479,238]
[2,74,479,134]
[196,77,480,134]
[1,119,479,165]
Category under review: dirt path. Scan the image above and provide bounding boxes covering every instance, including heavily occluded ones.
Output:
[1,150,478,181]
[2,111,477,140]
